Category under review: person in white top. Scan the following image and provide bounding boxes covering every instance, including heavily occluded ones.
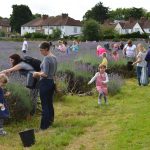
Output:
[123,39,136,62]
[132,43,147,86]
[22,38,28,53]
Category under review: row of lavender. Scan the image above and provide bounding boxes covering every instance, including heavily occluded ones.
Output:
[1,40,148,95]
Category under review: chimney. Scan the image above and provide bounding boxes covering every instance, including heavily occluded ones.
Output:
[42,15,48,20]
[62,13,68,18]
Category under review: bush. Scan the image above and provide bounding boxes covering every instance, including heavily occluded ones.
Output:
[6,83,32,121]
[31,32,47,39]
[108,74,124,96]
[82,19,101,41]
[0,31,5,37]
[51,28,61,40]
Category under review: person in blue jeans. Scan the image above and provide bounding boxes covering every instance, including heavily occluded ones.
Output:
[33,42,57,130]
[132,43,147,86]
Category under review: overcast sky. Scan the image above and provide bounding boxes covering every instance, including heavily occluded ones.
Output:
[0,0,150,20]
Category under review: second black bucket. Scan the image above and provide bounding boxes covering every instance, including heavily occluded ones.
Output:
[19,129,35,147]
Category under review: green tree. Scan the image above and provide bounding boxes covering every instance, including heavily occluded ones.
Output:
[51,28,61,40]
[145,11,150,20]
[109,7,147,21]
[10,5,33,33]
[83,2,109,23]
[129,7,146,20]
[82,19,101,41]
[32,13,41,19]
[101,25,118,39]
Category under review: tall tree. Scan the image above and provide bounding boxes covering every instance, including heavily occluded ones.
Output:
[83,2,109,23]
[32,13,42,19]
[109,7,147,20]
[82,19,101,41]
[10,5,33,33]
[129,7,146,20]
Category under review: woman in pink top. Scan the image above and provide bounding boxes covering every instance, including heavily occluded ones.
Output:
[96,45,107,57]
[88,64,109,105]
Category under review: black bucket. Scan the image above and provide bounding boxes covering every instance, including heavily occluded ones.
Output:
[127,61,133,71]
[19,129,35,147]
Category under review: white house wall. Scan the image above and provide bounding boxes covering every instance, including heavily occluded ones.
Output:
[21,27,36,36]
[115,23,122,34]
[133,23,144,33]
[63,26,81,36]
[143,28,150,34]
[21,25,81,36]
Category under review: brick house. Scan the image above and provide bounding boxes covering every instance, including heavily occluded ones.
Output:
[115,17,150,34]
[21,13,82,37]
[0,18,11,37]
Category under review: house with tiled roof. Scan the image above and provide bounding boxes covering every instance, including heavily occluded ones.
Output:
[115,17,150,35]
[21,13,82,37]
[0,18,11,36]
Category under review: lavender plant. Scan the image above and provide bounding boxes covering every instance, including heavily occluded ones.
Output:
[108,73,124,96]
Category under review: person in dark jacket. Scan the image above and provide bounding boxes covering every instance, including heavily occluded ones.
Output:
[0,74,9,136]
[145,46,150,77]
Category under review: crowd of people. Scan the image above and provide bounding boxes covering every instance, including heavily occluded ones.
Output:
[0,38,150,136]
[54,40,79,54]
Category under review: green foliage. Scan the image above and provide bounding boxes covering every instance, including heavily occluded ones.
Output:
[32,13,41,19]
[118,32,149,39]
[31,32,47,39]
[109,7,147,20]
[6,83,32,121]
[24,32,32,38]
[51,28,61,40]
[100,25,118,40]
[82,19,101,41]
[10,4,33,33]
[83,2,109,23]
[129,7,146,20]
[0,31,5,37]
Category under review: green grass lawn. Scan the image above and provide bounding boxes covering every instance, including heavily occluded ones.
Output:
[0,79,150,150]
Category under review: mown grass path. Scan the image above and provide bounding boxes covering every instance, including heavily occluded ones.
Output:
[0,79,150,150]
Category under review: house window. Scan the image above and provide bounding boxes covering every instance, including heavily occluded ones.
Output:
[0,26,2,29]
[50,27,53,29]
[74,27,77,33]
[23,27,25,29]
[149,29,150,32]
[32,27,34,30]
